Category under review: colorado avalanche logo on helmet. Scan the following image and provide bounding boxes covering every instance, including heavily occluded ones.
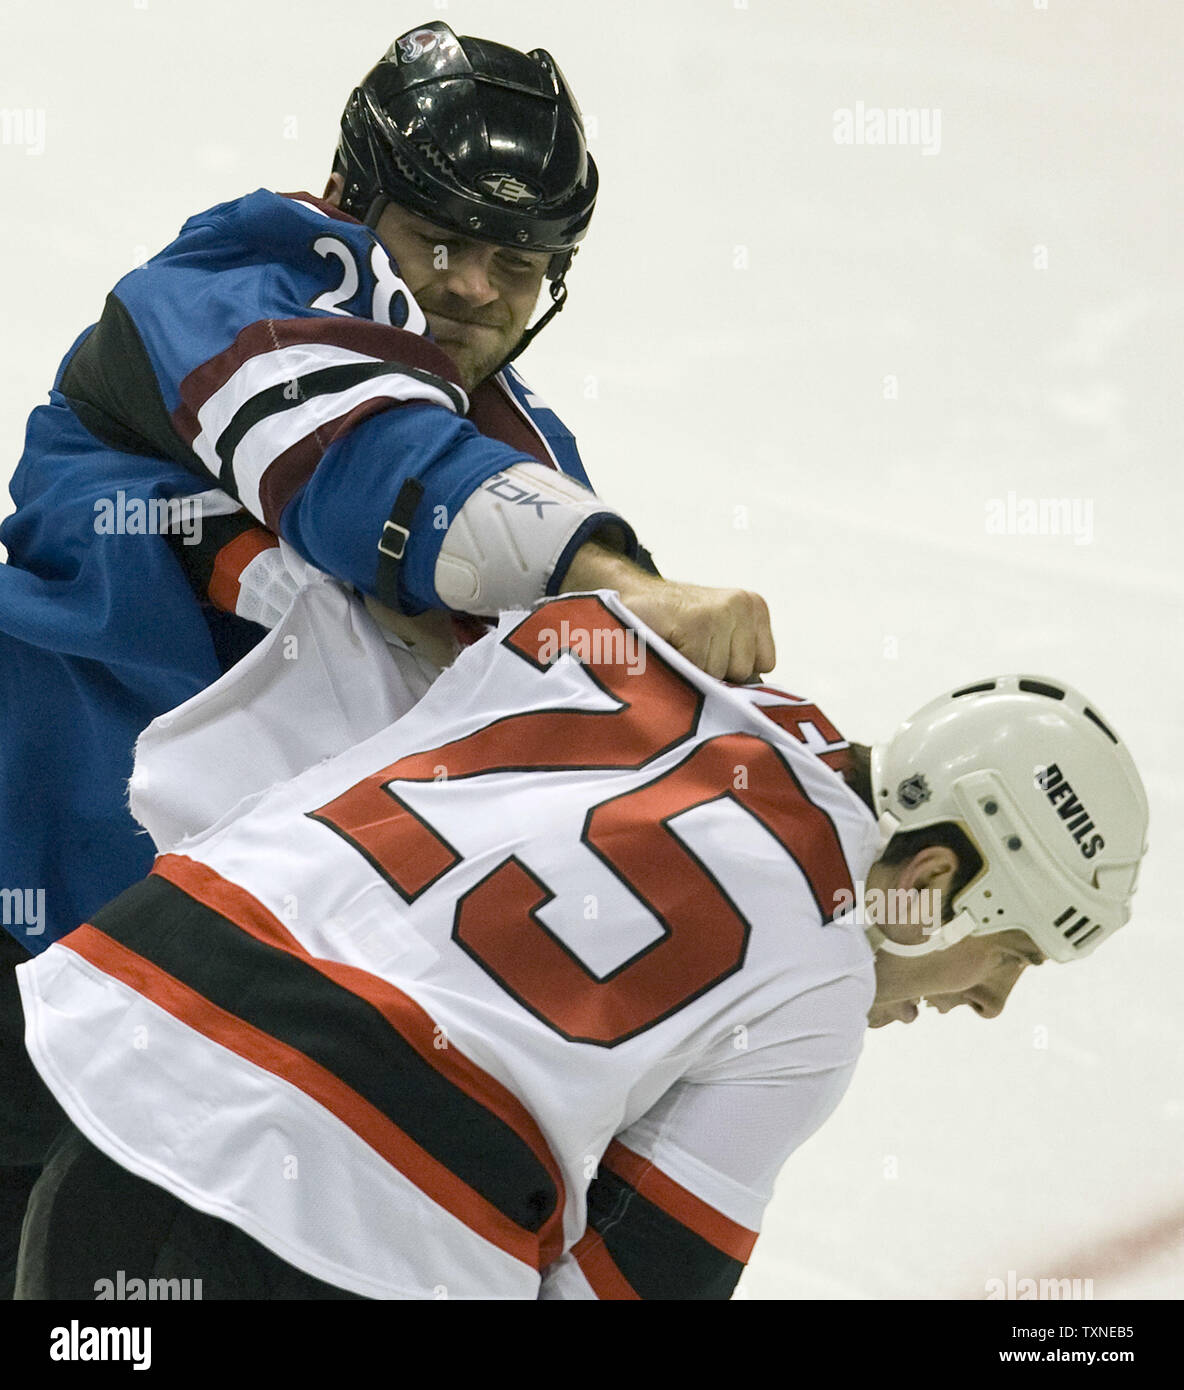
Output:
[897,773,931,810]
[396,28,446,63]
[476,172,542,206]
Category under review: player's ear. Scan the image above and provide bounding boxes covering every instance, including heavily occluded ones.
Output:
[889,846,959,940]
[323,171,345,206]
[900,845,958,898]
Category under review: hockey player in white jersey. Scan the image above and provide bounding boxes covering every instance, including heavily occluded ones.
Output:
[14,590,1148,1299]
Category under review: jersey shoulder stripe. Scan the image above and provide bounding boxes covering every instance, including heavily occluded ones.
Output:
[172,316,466,448]
[171,318,467,527]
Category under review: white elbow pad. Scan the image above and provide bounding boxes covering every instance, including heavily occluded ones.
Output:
[433,462,632,615]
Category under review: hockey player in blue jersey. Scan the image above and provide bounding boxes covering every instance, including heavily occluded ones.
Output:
[0,21,775,1292]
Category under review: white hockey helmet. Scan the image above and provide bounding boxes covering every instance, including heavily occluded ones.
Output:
[869,676,1149,963]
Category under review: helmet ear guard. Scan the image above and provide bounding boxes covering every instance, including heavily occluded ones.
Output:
[868,677,1149,964]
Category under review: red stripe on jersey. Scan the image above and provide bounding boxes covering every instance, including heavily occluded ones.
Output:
[150,853,567,1266]
[64,922,546,1269]
[254,396,406,531]
[206,526,278,613]
[277,191,366,225]
[570,1230,640,1300]
[171,317,464,448]
[603,1140,758,1263]
[467,373,560,471]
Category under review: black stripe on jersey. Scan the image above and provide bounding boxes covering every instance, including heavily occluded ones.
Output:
[60,293,203,473]
[585,1167,744,1300]
[164,508,264,606]
[214,361,468,494]
[90,874,559,1237]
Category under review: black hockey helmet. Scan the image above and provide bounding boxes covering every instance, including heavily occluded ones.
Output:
[333,22,598,365]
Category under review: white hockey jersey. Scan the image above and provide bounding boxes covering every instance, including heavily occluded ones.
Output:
[19,589,882,1300]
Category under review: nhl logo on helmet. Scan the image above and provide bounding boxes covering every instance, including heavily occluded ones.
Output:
[477,173,542,206]
[897,773,931,810]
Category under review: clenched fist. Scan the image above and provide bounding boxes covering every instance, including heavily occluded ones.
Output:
[559,541,776,683]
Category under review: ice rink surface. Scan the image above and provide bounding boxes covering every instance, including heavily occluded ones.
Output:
[2,0,1180,1299]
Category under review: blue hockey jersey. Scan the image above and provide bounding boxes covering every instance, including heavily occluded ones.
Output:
[0,188,619,950]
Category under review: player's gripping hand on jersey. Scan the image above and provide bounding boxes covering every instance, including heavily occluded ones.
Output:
[560,540,776,683]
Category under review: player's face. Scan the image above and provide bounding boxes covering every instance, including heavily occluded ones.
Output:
[374,203,550,391]
[867,928,1046,1028]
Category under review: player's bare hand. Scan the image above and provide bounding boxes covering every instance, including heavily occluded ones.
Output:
[363,595,462,669]
[559,542,776,683]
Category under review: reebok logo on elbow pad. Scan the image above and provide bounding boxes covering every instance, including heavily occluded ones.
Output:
[483,473,561,519]
[435,460,626,613]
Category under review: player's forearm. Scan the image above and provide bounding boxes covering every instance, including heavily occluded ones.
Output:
[557,537,651,596]
[276,401,634,618]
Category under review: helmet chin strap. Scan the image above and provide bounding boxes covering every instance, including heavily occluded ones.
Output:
[363,193,388,228]
[870,909,978,957]
[489,275,568,376]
